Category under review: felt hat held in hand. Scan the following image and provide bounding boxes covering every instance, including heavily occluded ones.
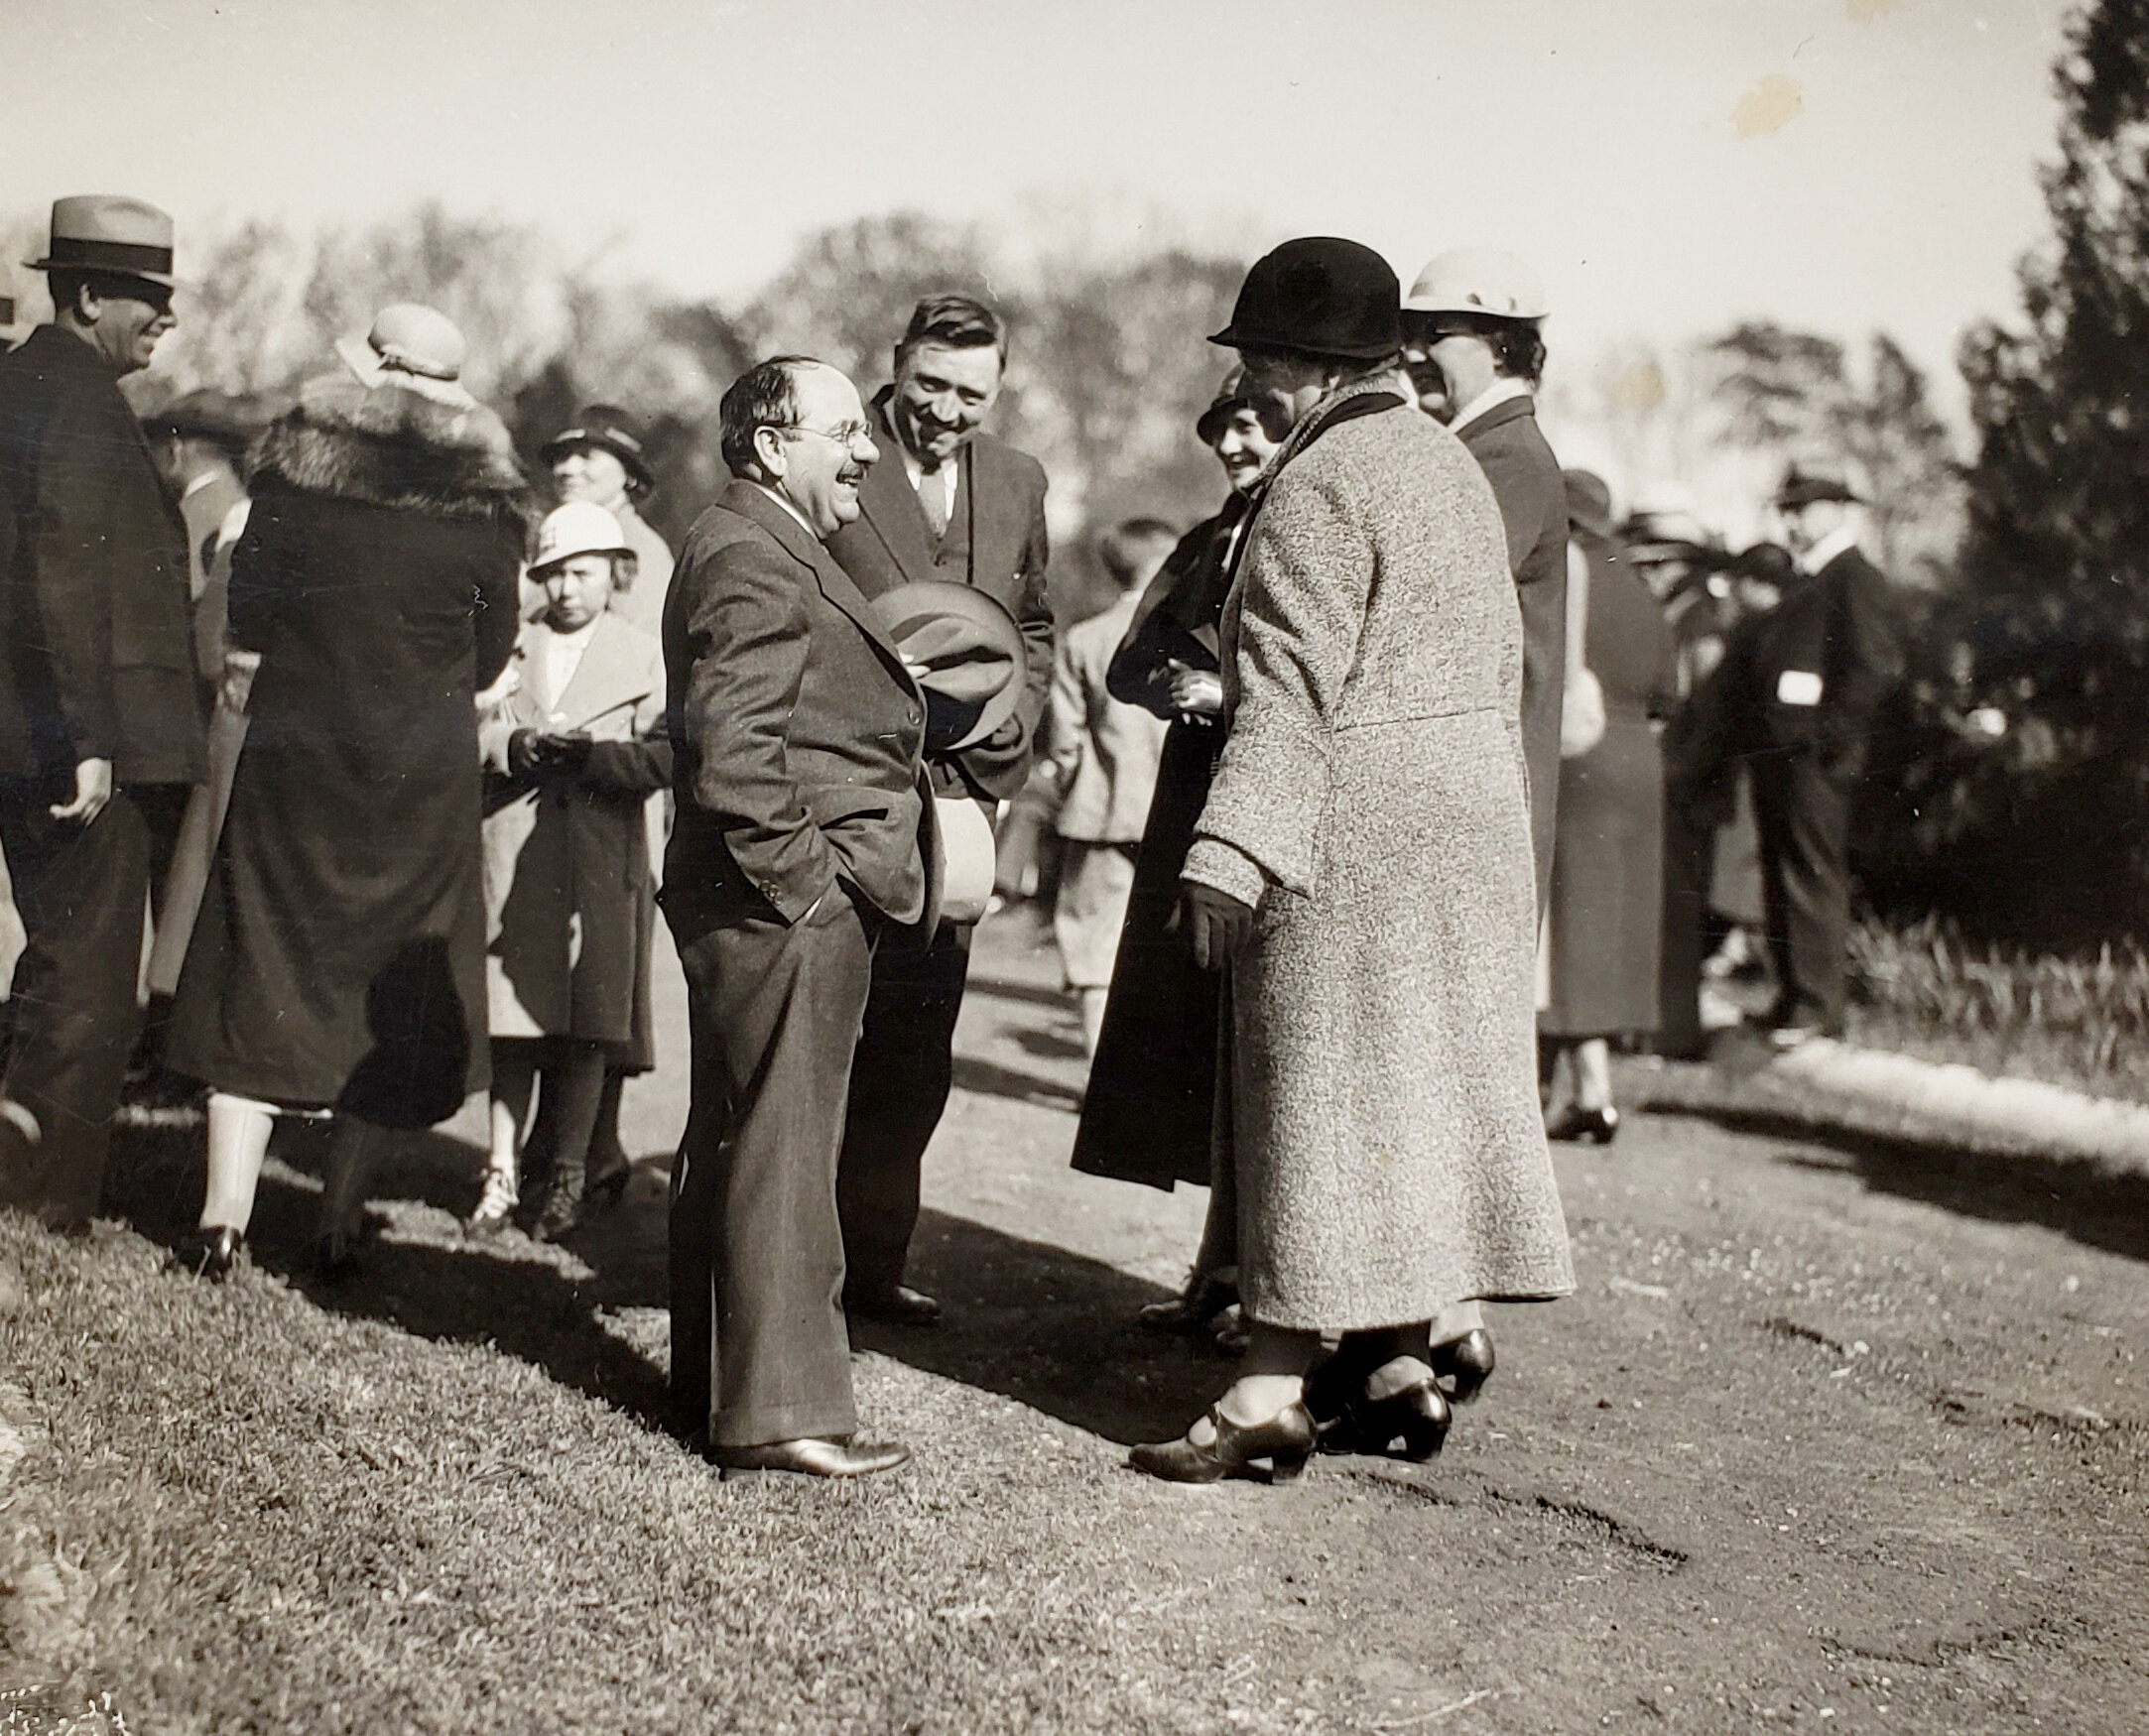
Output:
[873,580,1027,754]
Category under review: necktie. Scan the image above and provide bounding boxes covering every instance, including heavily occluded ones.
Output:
[918,462,948,539]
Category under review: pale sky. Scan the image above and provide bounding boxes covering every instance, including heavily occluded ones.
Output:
[2,0,2075,408]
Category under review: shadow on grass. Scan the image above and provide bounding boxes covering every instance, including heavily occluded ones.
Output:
[856,1205,1224,1446]
[102,1119,1213,1447]
[103,1115,677,1433]
[1648,1101,2149,1266]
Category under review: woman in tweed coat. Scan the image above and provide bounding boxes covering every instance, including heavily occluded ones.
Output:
[1133,239,1573,1485]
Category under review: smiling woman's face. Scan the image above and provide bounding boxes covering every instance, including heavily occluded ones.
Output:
[1210,406,1280,493]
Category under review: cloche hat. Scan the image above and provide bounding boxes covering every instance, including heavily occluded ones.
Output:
[530,502,634,575]
[540,404,656,492]
[1403,249,1548,322]
[1195,366,1254,444]
[26,195,176,290]
[336,304,474,408]
[1209,237,1401,363]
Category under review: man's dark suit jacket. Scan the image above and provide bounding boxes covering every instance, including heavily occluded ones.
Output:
[824,390,1052,804]
[1734,544,1902,769]
[1456,392,1566,911]
[0,325,205,786]
[660,479,929,940]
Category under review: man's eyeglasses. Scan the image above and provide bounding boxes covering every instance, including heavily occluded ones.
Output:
[768,421,870,448]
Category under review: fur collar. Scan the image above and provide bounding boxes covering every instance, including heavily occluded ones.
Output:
[248,372,532,525]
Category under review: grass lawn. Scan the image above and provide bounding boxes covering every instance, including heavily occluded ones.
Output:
[0,1182,1333,1736]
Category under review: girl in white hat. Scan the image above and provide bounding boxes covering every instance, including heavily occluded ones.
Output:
[471,503,671,1238]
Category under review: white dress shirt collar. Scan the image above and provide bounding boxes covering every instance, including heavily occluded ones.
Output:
[1447,375,1533,436]
[1796,523,1862,577]
[751,480,822,543]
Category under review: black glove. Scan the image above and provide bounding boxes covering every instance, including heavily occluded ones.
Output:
[1176,882,1255,971]
[545,730,593,772]
[507,729,544,778]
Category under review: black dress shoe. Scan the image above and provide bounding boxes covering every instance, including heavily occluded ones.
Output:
[710,1437,912,1480]
[1347,1378,1452,1462]
[1129,1401,1317,1485]
[1546,1103,1620,1145]
[1431,1327,1496,1406]
[1137,1272,1240,1333]
[846,1283,942,1326]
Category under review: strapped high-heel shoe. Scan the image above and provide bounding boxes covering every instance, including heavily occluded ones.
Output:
[1129,1400,1316,1485]
[1347,1377,1452,1462]
[179,1225,245,1282]
[1431,1327,1496,1406]
[1546,1103,1619,1145]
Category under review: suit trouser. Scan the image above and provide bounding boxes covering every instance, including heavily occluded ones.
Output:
[835,915,970,1297]
[1655,790,1717,1060]
[1750,746,1855,1038]
[0,778,188,1227]
[668,890,877,1447]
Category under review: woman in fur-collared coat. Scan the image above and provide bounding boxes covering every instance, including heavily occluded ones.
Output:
[168,311,526,1273]
[1133,239,1572,1487]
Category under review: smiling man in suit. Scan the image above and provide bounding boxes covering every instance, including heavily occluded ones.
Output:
[824,295,1054,1326]
[0,196,205,1229]
[661,355,928,1478]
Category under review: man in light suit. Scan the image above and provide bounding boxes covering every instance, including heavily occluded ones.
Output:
[824,296,1054,1326]
[661,356,929,1478]
[0,196,205,1229]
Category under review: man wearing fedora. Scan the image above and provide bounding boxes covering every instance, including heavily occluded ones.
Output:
[661,355,926,1478]
[1732,467,1902,1046]
[0,196,205,1227]
[1400,251,1567,919]
[824,294,1054,1327]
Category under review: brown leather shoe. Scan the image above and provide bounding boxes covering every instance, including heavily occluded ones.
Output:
[711,1437,913,1481]
[845,1283,943,1327]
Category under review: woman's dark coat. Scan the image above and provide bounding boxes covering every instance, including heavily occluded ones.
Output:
[1070,500,1248,1190]
[1542,532,1678,1039]
[168,377,526,1125]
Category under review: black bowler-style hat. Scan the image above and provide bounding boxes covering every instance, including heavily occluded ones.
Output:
[541,404,656,491]
[1209,237,1401,363]
[26,195,177,289]
[1774,465,1864,510]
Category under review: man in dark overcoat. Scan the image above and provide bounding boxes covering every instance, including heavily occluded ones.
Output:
[823,295,1053,1325]
[1737,468,1902,1043]
[0,197,205,1227]
[1400,251,1567,918]
[662,356,928,1478]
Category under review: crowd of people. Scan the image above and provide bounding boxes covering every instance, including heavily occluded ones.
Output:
[0,193,1902,1485]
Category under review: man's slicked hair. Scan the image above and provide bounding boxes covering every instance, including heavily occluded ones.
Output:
[895,294,1008,367]
[718,356,816,479]
[1099,517,1180,587]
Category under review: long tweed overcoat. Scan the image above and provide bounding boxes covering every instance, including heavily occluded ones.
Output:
[1182,380,1574,1331]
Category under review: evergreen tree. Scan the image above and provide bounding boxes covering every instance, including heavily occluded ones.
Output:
[1956,0,2149,935]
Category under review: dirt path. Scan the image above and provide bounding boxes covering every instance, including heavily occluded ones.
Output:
[885,911,2149,1732]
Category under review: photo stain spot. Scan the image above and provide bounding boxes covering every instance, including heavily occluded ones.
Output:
[1733,73,1805,139]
